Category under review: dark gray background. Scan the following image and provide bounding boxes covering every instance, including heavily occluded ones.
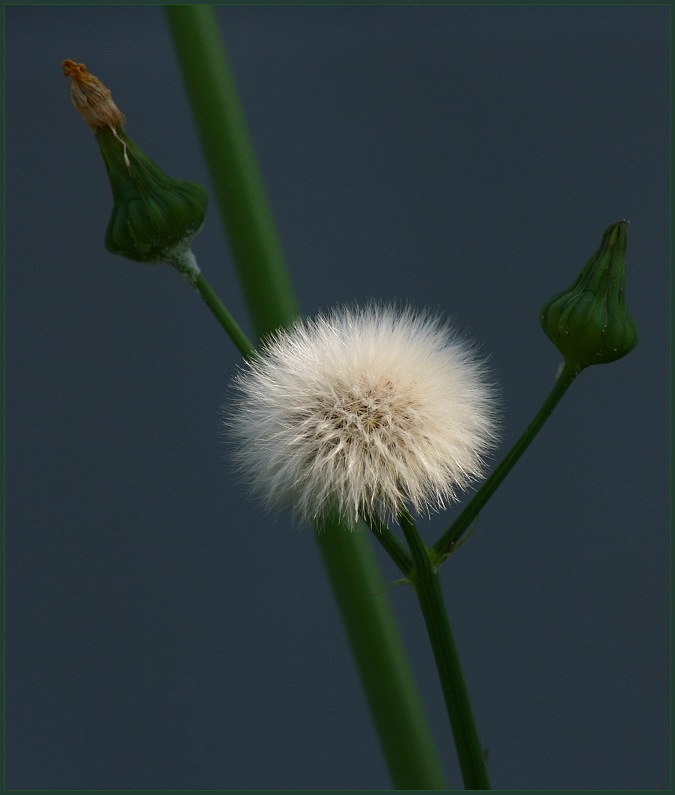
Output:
[6,5,669,791]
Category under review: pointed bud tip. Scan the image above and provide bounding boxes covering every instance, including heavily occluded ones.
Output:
[603,219,629,245]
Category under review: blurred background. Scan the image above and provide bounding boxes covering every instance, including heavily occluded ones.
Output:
[5,5,669,790]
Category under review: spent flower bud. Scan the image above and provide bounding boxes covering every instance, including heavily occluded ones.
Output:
[62,60,207,270]
[539,221,638,369]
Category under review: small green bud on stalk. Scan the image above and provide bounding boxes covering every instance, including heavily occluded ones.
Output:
[95,126,207,269]
[540,221,638,370]
[62,60,207,275]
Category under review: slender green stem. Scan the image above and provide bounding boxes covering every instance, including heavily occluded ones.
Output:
[433,360,581,558]
[190,271,255,359]
[172,255,256,359]
[166,7,447,788]
[165,5,297,340]
[399,512,490,790]
[364,512,413,577]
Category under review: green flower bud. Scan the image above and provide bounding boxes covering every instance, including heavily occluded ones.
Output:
[539,221,638,369]
[63,59,207,269]
[96,126,208,265]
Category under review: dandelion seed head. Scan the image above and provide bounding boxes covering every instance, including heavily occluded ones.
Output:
[228,304,500,525]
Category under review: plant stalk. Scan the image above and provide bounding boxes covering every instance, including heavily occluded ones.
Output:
[434,360,581,558]
[400,512,490,790]
[165,6,446,788]
[364,512,413,577]
[174,260,256,360]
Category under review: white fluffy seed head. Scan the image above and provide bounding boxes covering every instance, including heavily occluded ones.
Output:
[227,304,500,526]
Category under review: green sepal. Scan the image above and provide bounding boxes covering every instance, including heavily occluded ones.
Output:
[540,221,639,369]
[95,126,208,264]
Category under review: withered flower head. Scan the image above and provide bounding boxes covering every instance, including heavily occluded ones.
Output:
[62,59,126,131]
[62,59,207,270]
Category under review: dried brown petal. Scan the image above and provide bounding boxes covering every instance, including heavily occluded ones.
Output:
[62,59,126,131]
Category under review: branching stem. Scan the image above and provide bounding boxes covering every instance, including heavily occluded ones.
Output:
[434,360,581,557]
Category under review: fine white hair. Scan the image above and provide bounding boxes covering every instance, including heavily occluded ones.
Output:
[227,304,500,526]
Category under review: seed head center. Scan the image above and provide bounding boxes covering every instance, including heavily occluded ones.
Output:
[315,379,415,448]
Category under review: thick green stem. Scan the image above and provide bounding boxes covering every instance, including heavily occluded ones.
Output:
[319,513,447,789]
[400,512,490,790]
[166,6,446,788]
[165,4,297,339]
[434,360,581,558]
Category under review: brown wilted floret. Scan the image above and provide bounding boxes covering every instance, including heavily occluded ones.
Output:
[62,59,126,131]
